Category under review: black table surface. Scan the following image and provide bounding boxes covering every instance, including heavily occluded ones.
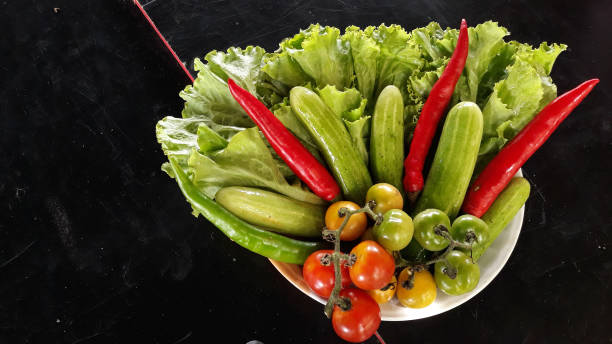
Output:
[3,0,611,343]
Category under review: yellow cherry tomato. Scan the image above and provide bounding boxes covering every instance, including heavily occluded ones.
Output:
[367,274,397,304]
[325,201,367,241]
[396,267,436,308]
[365,183,403,215]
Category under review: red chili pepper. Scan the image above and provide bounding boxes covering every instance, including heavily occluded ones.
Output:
[462,79,599,217]
[227,79,340,201]
[403,19,469,202]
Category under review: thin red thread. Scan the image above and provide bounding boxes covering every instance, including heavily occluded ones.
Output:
[133,0,195,83]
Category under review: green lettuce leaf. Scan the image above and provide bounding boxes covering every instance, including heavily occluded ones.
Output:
[280,24,354,89]
[457,21,509,102]
[480,59,543,155]
[479,42,567,158]
[188,128,323,204]
[367,24,424,100]
[262,52,312,90]
[317,85,366,121]
[205,46,267,97]
[180,59,253,139]
[344,26,380,103]
[411,22,457,62]
[344,116,371,165]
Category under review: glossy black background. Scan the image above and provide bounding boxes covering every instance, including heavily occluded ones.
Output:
[2,0,611,343]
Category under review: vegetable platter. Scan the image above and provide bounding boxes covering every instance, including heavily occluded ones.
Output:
[156,19,597,343]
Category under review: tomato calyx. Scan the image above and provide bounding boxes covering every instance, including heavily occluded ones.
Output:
[379,281,396,292]
[319,252,356,267]
[336,296,352,311]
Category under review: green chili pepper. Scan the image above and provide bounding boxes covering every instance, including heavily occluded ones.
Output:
[451,215,489,255]
[168,158,323,264]
[413,209,451,251]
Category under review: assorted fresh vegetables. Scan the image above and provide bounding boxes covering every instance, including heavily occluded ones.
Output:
[156,17,598,343]
[404,19,469,201]
[228,79,340,201]
[462,79,599,217]
[290,86,373,202]
[414,101,484,219]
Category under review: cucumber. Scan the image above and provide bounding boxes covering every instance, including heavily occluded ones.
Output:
[215,186,325,238]
[370,85,404,192]
[290,87,372,202]
[474,177,530,261]
[414,101,483,219]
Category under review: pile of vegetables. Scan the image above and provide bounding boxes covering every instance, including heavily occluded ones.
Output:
[156,19,597,343]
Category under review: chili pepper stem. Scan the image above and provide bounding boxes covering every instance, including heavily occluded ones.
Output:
[323,204,382,318]
[407,191,420,205]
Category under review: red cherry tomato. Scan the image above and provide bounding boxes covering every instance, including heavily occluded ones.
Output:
[349,240,395,290]
[332,288,381,343]
[302,250,351,298]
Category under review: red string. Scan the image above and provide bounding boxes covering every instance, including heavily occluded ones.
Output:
[375,331,387,344]
[133,0,195,83]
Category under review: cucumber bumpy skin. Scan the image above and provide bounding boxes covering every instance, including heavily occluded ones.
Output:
[290,86,372,203]
[215,186,325,238]
[414,101,484,220]
[370,85,404,193]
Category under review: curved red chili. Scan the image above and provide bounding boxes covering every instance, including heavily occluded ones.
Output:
[462,78,599,217]
[403,19,469,202]
[227,79,340,201]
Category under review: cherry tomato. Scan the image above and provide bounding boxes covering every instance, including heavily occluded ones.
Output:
[451,215,489,254]
[396,267,436,308]
[413,209,451,251]
[325,201,367,241]
[349,240,395,290]
[434,250,480,295]
[373,209,414,251]
[332,288,381,343]
[365,183,404,215]
[367,274,397,304]
[302,250,351,298]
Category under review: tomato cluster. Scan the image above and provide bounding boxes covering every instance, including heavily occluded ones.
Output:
[302,183,486,342]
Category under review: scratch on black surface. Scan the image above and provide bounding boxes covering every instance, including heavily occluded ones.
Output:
[142,0,158,8]
[46,197,75,248]
[0,241,36,269]
[71,332,103,344]
[172,331,192,344]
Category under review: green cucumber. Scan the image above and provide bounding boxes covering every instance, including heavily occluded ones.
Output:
[290,86,372,202]
[370,85,404,192]
[414,101,483,219]
[215,186,325,238]
[474,177,530,261]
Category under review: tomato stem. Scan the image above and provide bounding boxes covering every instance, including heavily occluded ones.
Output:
[394,226,472,270]
[323,203,380,318]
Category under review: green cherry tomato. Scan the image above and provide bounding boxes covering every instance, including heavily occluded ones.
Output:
[434,250,480,295]
[451,215,489,254]
[413,209,451,251]
[365,183,404,215]
[400,239,432,263]
[373,209,414,251]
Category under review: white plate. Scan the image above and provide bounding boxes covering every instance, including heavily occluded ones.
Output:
[270,170,524,321]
